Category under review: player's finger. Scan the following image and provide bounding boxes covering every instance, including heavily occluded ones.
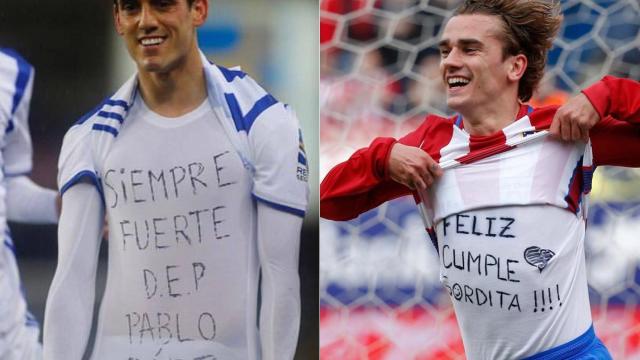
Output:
[415,162,433,185]
[579,124,590,142]
[405,168,422,190]
[560,120,572,141]
[430,163,443,178]
[404,178,416,190]
[571,122,582,141]
[549,113,561,138]
[412,176,426,191]
[549,113,560,138]
[422,171,434,187]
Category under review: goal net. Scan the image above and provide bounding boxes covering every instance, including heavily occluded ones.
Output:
[320,0,640,358]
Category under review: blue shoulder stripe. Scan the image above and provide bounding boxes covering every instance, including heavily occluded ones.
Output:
[105,99,129,111]
[224,93,244,131]
[244,94,278,130]
[97,110,124,123]
[92,123,119,137]
[60,170,104,200]
[218,66,247,82]
[252,194,306,218]
[76,98,109,126]
[75,97,129,126]
[225,93,278,133]
[1,49,32,134]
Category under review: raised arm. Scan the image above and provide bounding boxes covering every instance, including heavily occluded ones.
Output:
[43,183,103,359]
[583,75,640,124]
[546,75,640,167]
[590,116,640,167]
[320,117,442,221]
[550,76,640,141]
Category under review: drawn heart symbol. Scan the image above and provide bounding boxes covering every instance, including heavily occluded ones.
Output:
[524,246,555,273]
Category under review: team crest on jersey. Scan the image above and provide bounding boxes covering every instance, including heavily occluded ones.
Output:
[297,129,308,182]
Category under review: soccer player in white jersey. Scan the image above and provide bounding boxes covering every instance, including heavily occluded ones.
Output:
[1,49,59,359]
[321,0,640,359]
[43,0,308,359]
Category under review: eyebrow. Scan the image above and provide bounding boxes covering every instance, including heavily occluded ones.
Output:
[439,38,485,48]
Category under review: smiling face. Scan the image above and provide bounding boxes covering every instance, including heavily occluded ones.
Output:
[439,14,524,116]
[114,0,207,74]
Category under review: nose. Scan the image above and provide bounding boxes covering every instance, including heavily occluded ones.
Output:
[138,3,159,33]
[440,47,463,74]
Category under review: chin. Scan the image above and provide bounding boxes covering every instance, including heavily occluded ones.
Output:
[139,59,167,73]
[446,97,466,112]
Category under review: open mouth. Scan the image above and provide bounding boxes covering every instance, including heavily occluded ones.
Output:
[139,37,166,47]
[447,76,471,89]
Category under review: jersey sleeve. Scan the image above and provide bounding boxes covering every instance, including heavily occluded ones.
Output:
[590,116,640,167]
[249,103,309,217]
[57,124,101,195]
[582,75,640,124]
[320,117,435,221]
[6,175,58,224]
[584,76,640,168]
[256,202,303,359]
[44,183,103,359]
[2,58,34,176]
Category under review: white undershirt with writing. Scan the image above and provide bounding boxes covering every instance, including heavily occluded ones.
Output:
[436,205,591,359]
[94,95,258,359]
[412,116,596,359]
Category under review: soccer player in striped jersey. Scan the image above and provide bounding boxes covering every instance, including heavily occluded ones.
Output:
[321,0,639,359]
[1,49,59,359]
[43,1,308,359]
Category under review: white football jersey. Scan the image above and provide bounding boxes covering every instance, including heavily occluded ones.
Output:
[0,49,34,231]
[418,113,594,359]
[0,47,40,346]
[56,53,308,359]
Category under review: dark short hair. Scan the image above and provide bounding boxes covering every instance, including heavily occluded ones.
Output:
[454,0,563,102]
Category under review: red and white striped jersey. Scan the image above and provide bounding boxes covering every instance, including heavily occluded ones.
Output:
[320,76,640,359]
[414,109,594,358]
[417,107,592,225]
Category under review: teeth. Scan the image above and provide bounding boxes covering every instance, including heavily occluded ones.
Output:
[141,37,164,46]
[447,77,470,86]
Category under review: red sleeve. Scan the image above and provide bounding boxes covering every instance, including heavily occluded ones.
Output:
[590,116,640,167]
[320,118,434,221]
[582,75,640,124]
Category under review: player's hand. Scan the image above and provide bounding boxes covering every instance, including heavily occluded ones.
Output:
[388,143,442,191]
[550,93,600,142]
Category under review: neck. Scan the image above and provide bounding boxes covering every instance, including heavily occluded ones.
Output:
[459,94,522,136]
[137,48,207,118]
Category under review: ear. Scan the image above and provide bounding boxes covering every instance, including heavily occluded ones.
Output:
[191,0,209,27]
[508,53,527,82]
[113,2,125,35]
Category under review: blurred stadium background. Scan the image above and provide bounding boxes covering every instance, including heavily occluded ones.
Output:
[320,0,640,359]
[0,1,318,359]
